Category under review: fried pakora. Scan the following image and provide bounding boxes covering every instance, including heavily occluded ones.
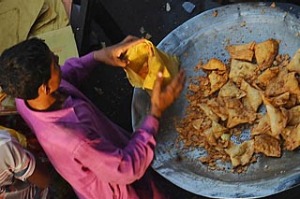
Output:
[176,38,300,171]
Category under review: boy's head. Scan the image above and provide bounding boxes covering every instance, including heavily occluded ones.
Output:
[0,38,52,99]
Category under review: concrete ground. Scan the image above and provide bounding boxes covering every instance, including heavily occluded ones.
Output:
[77,0,300,198]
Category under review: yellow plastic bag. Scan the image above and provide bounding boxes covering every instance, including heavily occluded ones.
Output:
[124,40,180,91]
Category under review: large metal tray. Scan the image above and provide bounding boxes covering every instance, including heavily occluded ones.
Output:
[131,2,300,198]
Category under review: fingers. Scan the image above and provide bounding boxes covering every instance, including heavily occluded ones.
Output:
[114,58,128,67]
[177,70,186,91]
[122,35,140,43]
[169,70,186,97]
[150,70,185,118]
[153,70,185,99]
[94,35,145,67]
[153,72,163,94]
[150,72,164,118]
[118,36,146,66]
[121,35,145,47]
[121,38,146,51]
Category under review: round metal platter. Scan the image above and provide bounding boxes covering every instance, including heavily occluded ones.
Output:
[131,2,300,198]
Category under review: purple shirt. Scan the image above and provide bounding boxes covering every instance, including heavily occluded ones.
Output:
[16,53,165,199]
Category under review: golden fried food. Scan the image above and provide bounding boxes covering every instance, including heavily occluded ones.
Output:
[176,38,300,171]
[265,69,300,101]
[254,39,279,70]
[189,76,211,97]
[224,98,256,128]
[284,72,300,96]
[269,92,290,107]
[255,67,280,89]
[284,94,298,109]
[203,121,228,146]
[251,114,271,136]
[229,59,258,85]
[287,48,300,73]
[240,79,262,112]
[287,105,300,126]
[226,41,255,62]
[208,71,228,95]
[262,95,288,139]
[264,69,287,97]
[281,125,300,150]
[202,58,226,71]
[218,80,246,99]
[192,118,204,130]
[254,134,281,157]
[198,103,219,122]
[225,140,254,167]
[206,97,228,121]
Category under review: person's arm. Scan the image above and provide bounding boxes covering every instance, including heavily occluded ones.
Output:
[62,35,144,86]
[74,116,158,184]
[26,154,51,189]
[0,138,51,189]
[73,70,185,184]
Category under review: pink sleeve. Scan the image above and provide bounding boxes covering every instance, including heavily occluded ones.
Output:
[73,115,159,184]
[61,52,99,86]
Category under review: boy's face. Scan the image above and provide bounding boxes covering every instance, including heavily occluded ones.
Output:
[47,53,62,93]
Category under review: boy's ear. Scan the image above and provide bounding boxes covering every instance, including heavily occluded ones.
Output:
[41,83,50,95]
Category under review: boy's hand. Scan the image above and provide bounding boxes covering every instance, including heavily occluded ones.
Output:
[150,70,185,118]
[94,35,145,67]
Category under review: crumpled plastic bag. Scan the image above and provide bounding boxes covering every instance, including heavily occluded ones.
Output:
[124,40,180,91]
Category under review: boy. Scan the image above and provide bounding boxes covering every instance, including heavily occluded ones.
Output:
[0,36,185,199]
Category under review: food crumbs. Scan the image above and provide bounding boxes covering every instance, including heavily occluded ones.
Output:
[213,10,218,17]
[270,2,276,8]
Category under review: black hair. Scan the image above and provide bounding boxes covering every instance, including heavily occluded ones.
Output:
[0,38,52,99]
